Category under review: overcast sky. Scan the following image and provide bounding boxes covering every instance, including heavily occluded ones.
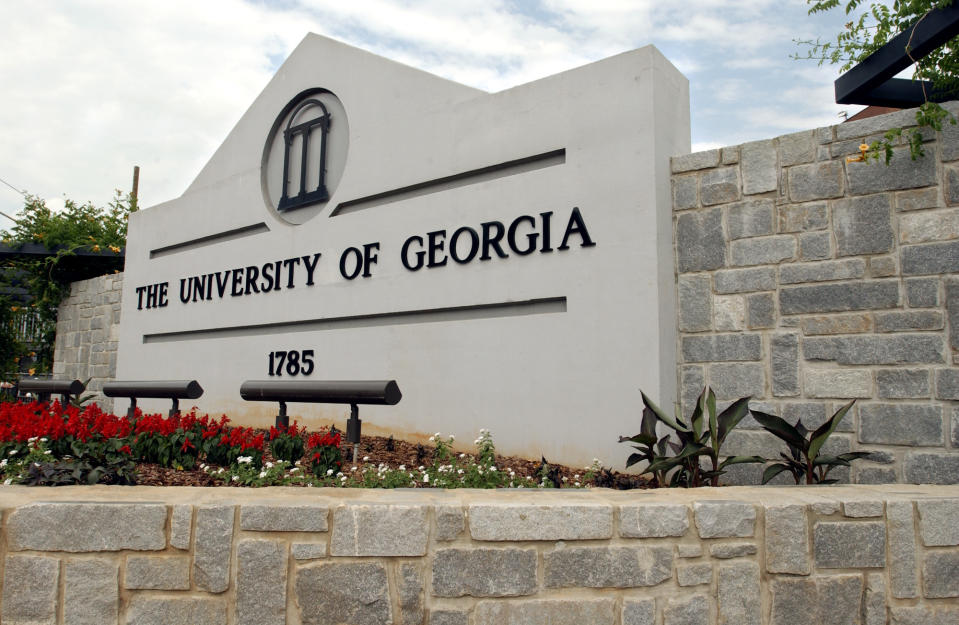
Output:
[0,0,860,222]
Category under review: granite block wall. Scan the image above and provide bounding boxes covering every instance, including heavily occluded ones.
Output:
[671,105,959,485]
[0,486,957,625]
[51,273,122,402]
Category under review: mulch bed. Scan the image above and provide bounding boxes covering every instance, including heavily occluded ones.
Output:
[134,432,652,489]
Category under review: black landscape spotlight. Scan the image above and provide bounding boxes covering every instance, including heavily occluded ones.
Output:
[239,379,402,463]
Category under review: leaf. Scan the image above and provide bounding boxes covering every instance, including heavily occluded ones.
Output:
[761,464,790,485]
[625,452,646,469]
[619,433,656,446]
[691,387,707,439]
[808,400,855,461]
[641,391,689,433]
[716,396,751,442]
[751,410,808,452]
[719,455,765,469]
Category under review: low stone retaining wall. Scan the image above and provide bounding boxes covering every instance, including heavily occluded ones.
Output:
[1,485,958,624]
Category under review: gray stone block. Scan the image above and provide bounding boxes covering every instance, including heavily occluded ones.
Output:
[194,504,234,594]
[170,504,192,550]
[64,559,118,625]
[430,610,469,625]
[677,543,703,558]
[620,503,689,537]
[770,578,815,625]
[802,334,943,365]
[240,504,329,532]
[746,292,775,328]
[846,146,937,194]
[397,563,424,625]
[833,194,895,256]
[681,365,705,419]
[877,368,931,398]
[709,362,764,399]
[865,573,886,625]
[815,521,886,568]
[899,207,959,244]
[801,313,872,335]
[805,369,872,399]
[890,606,959,625]
[474,599,615,625]
[856,466,896,485]
[902,240,959,275]
[788,161,844,202]
[936,368,959,399]
[678,274,711,332]
[709,542,757,558]
[622,599,655,625]
[694,501,756,538]
[897,186,940,211]
[677,563,712,586]
[291,543,326,560]
[904,451,959,484]
[765,504,810,574]
[331,504,428,555]
[730,235,796,266]
[922,552,959,598]
[237,540,287,625]
[124,597,226,625]
[664,595,709,625]
[772,332,800,396]
[296,562,391,625]
[842,500,884,517]
[859,404,943,446]
[948,278,959,349]
[714,266,776,293]
[7,502,167,552]
[728,198,774,239]
[672,150,720,173]
[772,575,864,625]
[905,277,939,307]
[682,333,761,362]
[718,561,760,625]
[723,429,786,459]
[872,253,898,276]
[672,174,698,210]
[779,202,829,233]
[125,555,190,590]
[713,293,745,330]
[701,166,741,205]
[544,545,672,588]
[780,259,865,284]
[677,207,726,272]
[917,499,959,546]
[722,146,740,164]
[875,310,943,332]
[741,140,778,195]
[779,280,899,314]
[954,407,959,448]
[468,503,611,541]
[780,130,816,166]
[435,505,464,540]
[432,548,536,597]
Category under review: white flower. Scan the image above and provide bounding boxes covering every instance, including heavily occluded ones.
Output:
[423,474,430,483]
[418,466,425,471]
[43,450,52,455]
[449,435,454,441]
[265,461,274,469]
[573,474,580,480]
[399,465,406,471]
[217,468,225,474]
[339,475,347,482]
[428,436,435,442]
[232,475,239,482]
[326,469,334,476]
[434,432,441,438]
[237,456,252,464]
[0,459,6,467]
[28,437,37,443]
[258,471,268,479]
[39,437,47,443]
[295,460,302,466]
[363,456,370,462]
[457,469,464,475]
[350,466,357,472]
[8,450,16,456]
[289,467,300,473]
[336,472,344,477]
[459,453,466,459]
[575,481,581,487]
[562,476,568,482]
[3,478,11,485]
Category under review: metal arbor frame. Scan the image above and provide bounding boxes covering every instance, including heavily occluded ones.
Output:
[835,4,959,107]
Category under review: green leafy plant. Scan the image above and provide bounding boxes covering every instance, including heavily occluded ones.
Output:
[620,388,762,487]
[268,422,305,464]
[751,400,870,484]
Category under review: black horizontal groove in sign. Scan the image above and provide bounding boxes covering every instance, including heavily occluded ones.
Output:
[142,296,567,344]
[150,222,270,258]
[331,148,566,217]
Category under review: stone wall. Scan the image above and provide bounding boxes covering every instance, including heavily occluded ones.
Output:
[0,485,956,625]
[671,105,959,485]
[51,273,122,401]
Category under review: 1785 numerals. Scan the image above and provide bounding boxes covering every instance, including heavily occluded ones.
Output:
[268,350,315,376]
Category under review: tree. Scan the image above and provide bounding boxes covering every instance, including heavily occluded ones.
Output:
[0,191,136,374]
[797,0,958,162]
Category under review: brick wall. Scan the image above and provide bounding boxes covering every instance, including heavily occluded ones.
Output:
[51,273,122,402]
[671,105,959,485]
[1,486,957,624]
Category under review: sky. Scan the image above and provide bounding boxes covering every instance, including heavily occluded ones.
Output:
[0,0,863,223]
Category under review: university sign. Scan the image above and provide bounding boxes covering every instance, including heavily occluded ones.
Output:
[117,35,689,466]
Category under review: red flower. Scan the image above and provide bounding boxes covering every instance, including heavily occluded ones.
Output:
[119,445,132,455]
[180,437,195,452]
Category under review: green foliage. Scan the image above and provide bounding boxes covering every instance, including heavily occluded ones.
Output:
[0,191,136,372]
[620,388,762,488]
[751,401,870,484]
[268,424,306,464]
[795,0,959,162]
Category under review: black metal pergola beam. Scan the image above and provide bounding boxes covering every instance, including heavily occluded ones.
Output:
[0,243,124,282]
[835,3,959,107]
